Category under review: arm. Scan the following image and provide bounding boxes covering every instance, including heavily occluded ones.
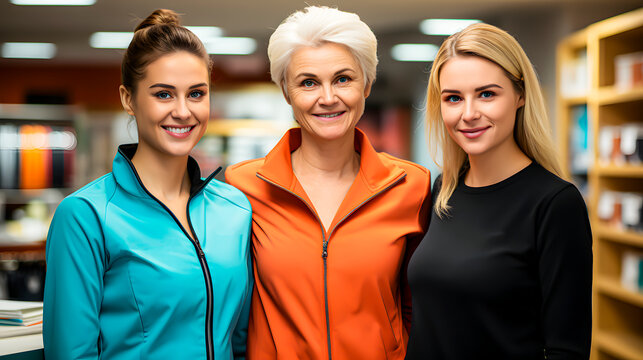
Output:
[43,196,105,360]
[401,173,432,335]
[537,186,593,359]
[232,226,253,360]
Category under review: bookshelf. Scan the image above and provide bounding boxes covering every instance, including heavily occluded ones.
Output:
[557,7,643,360]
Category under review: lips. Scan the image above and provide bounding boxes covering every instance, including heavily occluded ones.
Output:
[459,126,490,139]
[162,125,196,138]
[314,111,345,119]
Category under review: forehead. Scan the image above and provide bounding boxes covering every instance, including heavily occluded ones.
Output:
[140,51,209,84]
[287,43,360,76]
[439,55,510,88]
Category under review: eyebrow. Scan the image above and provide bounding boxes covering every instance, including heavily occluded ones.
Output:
[294,68,356,79]
[149,83,208,89]
[441,84,503,94]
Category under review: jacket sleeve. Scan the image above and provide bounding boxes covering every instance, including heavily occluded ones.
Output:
[401,172,432,335]
[44,196,106,360]
[232,224,253,360]
[537,185,593,359]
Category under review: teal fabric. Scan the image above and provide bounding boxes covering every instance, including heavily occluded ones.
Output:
[43,145,252,360]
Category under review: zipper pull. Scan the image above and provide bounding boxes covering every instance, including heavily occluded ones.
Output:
[195,241,205,258]
[322,241,328,259]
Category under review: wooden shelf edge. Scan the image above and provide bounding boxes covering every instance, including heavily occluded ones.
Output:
[597,225,643,247]
[594,331,643,360]
[597,276,643,308]
[594,86,643,105]
[593,165,643,178]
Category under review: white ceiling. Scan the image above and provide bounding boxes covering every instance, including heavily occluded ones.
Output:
[1,0,640,64]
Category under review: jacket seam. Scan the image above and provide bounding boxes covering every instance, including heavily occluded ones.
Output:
[379,152,430,174]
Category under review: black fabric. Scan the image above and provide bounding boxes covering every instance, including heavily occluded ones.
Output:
[406,163,592,360]
[116,144,221,196]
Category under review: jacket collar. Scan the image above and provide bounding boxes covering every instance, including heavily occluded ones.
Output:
[257,128,406,223]
[113,144,221,198]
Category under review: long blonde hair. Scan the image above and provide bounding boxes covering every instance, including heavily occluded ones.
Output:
[427,23,562,217]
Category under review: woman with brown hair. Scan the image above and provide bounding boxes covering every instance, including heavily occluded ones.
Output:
[43,9,252,359]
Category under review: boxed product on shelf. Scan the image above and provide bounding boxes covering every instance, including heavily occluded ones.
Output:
[615,51,643,90]
[560,49,589,98]
[598,124,643,165]
[621,251,643,293]
[597,190,643,232]
[569,104,592,173]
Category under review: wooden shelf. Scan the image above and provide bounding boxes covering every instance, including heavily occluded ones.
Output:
[595,331,643,360]
[597,225,643,247]
[597,276,643,308]
[561,96,589,106]
[596,86,643,105]
[595,165,643,178]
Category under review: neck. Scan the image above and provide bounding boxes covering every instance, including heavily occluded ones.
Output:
[465,140,532,187]
[292,129,360,179]
[131,143,191,200]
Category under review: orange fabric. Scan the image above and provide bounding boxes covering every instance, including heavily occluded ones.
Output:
[226,128,431,360]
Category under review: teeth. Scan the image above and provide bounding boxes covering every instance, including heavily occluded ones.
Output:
[166,127,192,134]
[317,112,342,118]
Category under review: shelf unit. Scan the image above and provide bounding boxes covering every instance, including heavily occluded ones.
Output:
[557,8,643,360]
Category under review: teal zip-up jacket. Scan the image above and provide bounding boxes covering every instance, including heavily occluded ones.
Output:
[43,144,252,360]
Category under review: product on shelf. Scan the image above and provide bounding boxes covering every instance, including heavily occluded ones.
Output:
[598,190,643,233]
[598,124,643,165]
[621,251,643,293]
[615,51,643,90]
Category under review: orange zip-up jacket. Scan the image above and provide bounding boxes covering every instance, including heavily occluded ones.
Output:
[225,128,431,360]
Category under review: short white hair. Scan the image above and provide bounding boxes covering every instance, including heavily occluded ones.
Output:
[268,6,378,93]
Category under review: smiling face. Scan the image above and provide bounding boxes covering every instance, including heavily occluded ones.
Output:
[439,55,524,161]
[284,42,371,143]
[119,51,210,159]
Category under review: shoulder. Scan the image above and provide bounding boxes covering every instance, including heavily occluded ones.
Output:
[224,158,264,187]
[379,152,430,178]
[203,178,252,213]
[57,173,117,219]
[526,164,588,218]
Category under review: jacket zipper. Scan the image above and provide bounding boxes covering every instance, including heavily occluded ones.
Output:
[125,156,216,360]
[258,172,406,360]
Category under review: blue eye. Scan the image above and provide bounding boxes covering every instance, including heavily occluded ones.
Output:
[480,91,494,98]
[446,95,461,103]
[155,91,172,100]
[189,90,205,99]
[337,76,349,84]
[302,80,315,88]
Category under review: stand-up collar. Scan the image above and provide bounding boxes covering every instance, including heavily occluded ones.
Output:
[257,128,405,193]
[113,144,221,198]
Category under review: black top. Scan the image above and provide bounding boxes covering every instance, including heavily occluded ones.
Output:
[406,163,592,360]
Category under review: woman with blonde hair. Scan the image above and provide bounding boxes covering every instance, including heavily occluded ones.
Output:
[405,23,592,359]
[226,6,430,359]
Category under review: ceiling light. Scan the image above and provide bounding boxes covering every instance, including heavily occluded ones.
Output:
[11,0,95,5]
[204,37,256,55]
[89,32,133,49]
[186,26,224,40]
[2,42,56,59]
[391,44,439,62]
[420,19,481,36]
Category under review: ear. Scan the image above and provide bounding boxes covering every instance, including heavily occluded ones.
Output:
[517,95,525,108]
[119,85,135,116]
[364,82,372,99]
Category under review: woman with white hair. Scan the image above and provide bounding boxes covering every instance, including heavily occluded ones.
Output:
[226,6,430,359]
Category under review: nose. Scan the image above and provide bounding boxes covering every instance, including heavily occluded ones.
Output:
[318,84,338,106]
[172,98,191,120]
[461,98,480,122]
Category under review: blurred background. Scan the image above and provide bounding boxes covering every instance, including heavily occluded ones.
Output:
[0,1,642,358]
